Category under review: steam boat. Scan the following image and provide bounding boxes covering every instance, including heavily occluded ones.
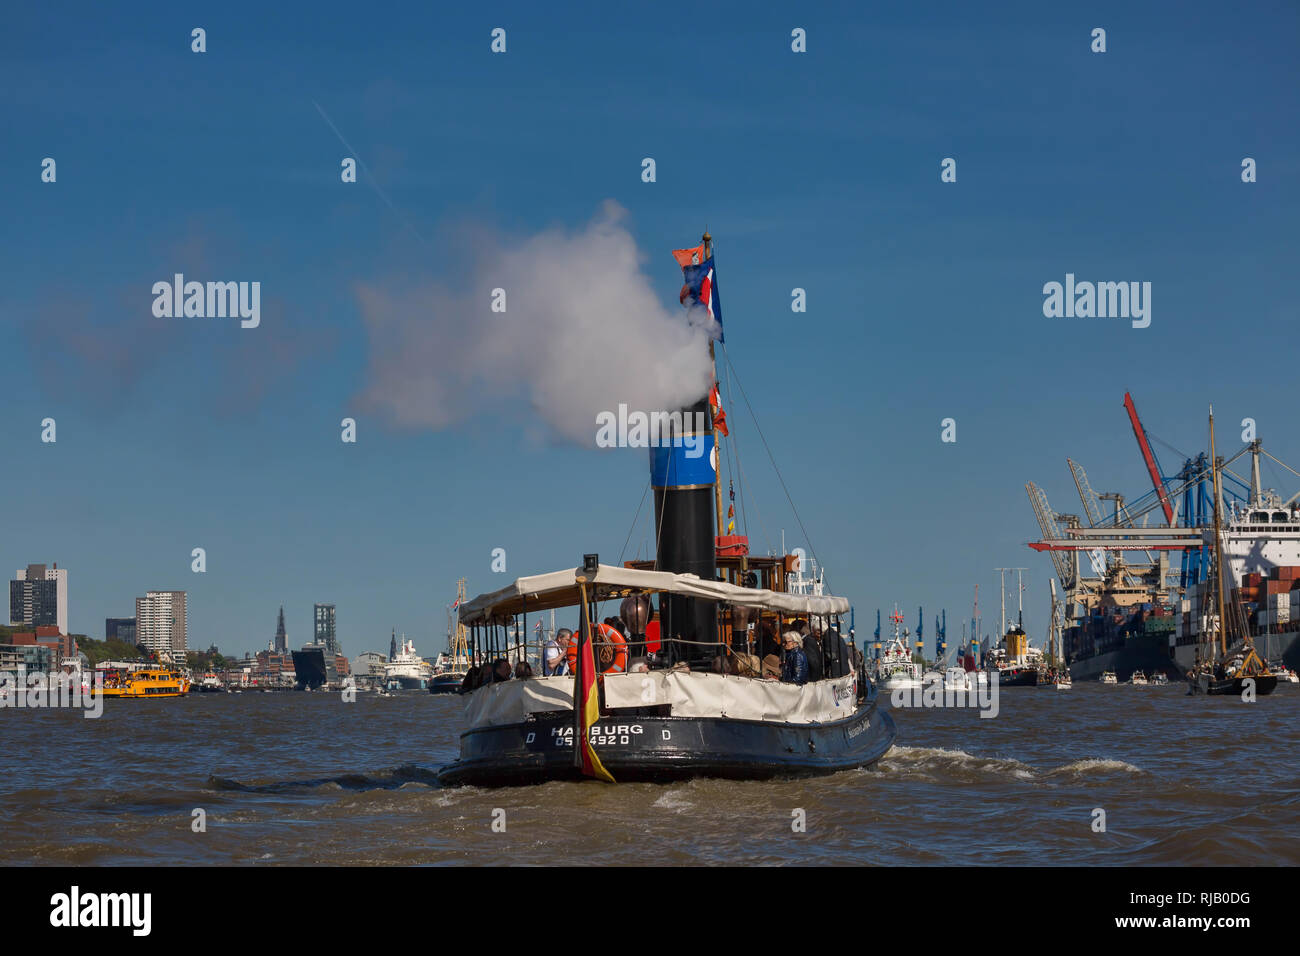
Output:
[437,230,896,786]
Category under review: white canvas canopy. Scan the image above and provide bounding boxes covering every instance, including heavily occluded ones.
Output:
[458,563,850,625]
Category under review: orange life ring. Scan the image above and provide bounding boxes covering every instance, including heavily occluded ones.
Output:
[567,622,628,675]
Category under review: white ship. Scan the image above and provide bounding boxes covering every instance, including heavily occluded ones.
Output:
[875,607,921,692]
[384,635,434,690]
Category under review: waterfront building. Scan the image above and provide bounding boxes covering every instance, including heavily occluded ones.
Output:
[353,651,386,677]
[9,563,68,636]
[314,603,340,656]
[105,617,137,643]
[135,591,188,658]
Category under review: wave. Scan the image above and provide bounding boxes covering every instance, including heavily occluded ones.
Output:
[1047,758,1144,777]
[880,746,1144,783]
[881,745,1036,781]
[206,763,441,794]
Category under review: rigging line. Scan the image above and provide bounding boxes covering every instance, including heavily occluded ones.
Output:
[1145,429,1191,466]
[721,365,739,533]
[1260,449,1300,481]
[618,478,651,567]
[722,352,750,538]
[720,344,820,569]
[733,420,774,558]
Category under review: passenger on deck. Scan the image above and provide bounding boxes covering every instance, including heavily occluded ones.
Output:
[491,658,512,682]
[781,631,809,686]
[459,665,481,694]
[514,661,534,680]
[544,628,572,676]
[801,626,825,682]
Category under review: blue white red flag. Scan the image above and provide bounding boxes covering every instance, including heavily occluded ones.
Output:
[681,256,724,342]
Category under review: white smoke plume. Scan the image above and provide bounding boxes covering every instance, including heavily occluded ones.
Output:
[353,201,716,444]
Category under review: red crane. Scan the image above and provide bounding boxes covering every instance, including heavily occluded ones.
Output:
[1123,392,1175,526]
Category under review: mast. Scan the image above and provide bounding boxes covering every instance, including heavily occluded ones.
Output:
[996,568,1007,637]
[1209,406,1228,660]
[704,229,724,543]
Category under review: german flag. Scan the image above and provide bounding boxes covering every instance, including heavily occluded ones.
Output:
[573,618,615,783]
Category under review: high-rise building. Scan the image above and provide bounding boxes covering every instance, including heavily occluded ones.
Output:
[274,606,288,655]
[105,617,137,643]
[10,563,68,635]
[136,591,188,658]
[314,603,339,656]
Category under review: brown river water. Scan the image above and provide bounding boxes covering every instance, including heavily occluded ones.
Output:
[2,683,1297,866]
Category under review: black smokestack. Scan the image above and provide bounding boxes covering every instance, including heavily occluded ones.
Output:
[651,393,717,662]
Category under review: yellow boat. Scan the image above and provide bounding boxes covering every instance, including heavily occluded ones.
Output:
[98,667,190,698]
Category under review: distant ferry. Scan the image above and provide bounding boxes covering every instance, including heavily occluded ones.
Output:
[99,667,189,699]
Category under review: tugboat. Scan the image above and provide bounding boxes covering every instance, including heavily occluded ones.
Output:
[437,231,896,787]
[1190,406,1277,698]
[985,624,1042,686]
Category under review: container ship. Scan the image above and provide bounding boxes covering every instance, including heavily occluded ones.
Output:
[1173,489,1300,674]
[1028,393,1300,682]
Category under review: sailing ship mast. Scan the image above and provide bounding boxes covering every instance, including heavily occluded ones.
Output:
[1209,406,1229,660]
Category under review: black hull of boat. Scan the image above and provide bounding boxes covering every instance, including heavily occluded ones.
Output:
[992,668,1040,687]
[1204,675,1278,696]
[437,696,896,788]
[428,676,463,695]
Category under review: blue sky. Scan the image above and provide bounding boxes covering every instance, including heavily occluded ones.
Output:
[3,1,1298,657]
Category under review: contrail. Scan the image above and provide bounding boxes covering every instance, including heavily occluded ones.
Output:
[311,99,430,245]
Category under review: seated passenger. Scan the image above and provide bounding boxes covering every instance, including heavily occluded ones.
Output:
[491,658,512,682]
[781,631,809,686]
[459,665,481,694]
[802,631,825,682]
[514,660,533,680]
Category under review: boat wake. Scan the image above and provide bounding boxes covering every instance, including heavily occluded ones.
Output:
[206,763,441,794]
[880,746,1144,783]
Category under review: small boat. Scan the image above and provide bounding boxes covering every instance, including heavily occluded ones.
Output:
[1150,671,1169,685]
[1128,671,1148,685]
[1100,670,1118,684]
[875,608,921,692]
[437,562,894,787]
[1268,662,1298,683]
